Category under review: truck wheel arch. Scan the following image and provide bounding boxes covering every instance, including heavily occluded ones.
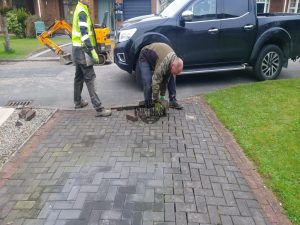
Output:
[250,27,291,66]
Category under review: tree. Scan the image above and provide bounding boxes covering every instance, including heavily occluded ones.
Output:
[0,1,12,52]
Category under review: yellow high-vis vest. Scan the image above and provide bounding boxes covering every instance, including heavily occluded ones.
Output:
[72,2,96,48]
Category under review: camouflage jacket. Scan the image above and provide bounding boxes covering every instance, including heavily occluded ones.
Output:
[139,43,176,100]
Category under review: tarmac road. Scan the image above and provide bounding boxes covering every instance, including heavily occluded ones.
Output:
[0,56,299,109]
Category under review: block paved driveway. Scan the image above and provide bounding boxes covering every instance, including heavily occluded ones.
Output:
[0,100,269,225]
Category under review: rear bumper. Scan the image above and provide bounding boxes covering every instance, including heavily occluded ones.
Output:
[114,41,133,74]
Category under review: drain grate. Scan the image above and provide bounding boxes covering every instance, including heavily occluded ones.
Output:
[5,100,33,107]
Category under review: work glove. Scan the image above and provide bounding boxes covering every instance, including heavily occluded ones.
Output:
[154,100,165,116]
[91,49,99,64]
[160,95,166,101]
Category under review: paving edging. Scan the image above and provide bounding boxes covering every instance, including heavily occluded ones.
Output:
[193,96,291,225]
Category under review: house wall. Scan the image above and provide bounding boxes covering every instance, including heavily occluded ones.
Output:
[33,0,61,26]
[31,0,99,26]
[269,0,286,12]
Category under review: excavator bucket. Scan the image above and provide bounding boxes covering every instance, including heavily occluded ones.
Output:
[60,53,72,65]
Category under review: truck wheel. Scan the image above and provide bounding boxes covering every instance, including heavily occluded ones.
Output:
[135,62,143,90]
[254,45,283,81]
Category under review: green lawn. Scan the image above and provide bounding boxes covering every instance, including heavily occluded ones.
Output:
[0,35,71,60]
[204,78,300,224]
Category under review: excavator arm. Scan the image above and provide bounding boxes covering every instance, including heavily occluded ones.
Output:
[37,20,72,64]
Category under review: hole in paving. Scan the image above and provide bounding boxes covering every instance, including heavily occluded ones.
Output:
[5,100,33,107]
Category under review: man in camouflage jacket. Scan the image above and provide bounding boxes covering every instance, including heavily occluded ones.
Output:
[138,43,184,112]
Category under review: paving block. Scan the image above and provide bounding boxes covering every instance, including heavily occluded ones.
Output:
[126,112,138,122]
[25,109,36,121]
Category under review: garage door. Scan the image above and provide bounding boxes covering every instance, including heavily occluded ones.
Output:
[123,0,152,20]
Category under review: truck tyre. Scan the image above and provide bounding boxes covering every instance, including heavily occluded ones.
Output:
[254,44,283,81]
[135,62,143,90]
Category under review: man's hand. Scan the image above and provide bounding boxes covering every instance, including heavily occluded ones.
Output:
[154,100,165,116]
[91,49,99,64]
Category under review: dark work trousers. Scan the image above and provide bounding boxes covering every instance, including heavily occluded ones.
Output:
[139,60,176,102]
[74,63,103,111]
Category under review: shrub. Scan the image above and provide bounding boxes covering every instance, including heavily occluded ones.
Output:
[7,13,22,37]
[7,8,31,38]
[25,15,41,38]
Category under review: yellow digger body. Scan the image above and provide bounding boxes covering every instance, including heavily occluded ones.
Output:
[36,18,112,65]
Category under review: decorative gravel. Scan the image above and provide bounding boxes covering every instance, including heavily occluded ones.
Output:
[0,108,55,168]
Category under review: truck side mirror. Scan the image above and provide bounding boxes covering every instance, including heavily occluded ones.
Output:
[181,10,193,22]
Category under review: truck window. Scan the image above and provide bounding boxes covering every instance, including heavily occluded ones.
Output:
[187,0,217,21]
[223,0,249,18]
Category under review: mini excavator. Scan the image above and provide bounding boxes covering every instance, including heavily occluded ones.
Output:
[37,12,112,65]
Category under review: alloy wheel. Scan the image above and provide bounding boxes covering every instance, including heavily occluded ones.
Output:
[261,51,280,78]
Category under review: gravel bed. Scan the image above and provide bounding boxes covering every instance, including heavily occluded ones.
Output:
[0,108,55,168]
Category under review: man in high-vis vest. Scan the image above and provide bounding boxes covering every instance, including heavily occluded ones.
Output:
[72,0,111,117]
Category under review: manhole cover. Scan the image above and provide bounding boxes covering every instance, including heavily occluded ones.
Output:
[135,107,166,124]
[5,100,33,107]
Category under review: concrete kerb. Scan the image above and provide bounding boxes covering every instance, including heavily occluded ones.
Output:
[27,43,72,60]
[0,43,72,63]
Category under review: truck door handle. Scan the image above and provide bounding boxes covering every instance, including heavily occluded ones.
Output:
[244,24,254,30]
[208,28,219,34]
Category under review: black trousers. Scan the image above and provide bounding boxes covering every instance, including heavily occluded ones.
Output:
[74,64,103,111]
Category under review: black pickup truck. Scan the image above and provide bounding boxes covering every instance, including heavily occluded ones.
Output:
[114,0,300,81]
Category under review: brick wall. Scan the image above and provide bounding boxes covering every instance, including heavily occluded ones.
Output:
[33,0,98,26]
[35,0,61,26]
[270,0,286,12]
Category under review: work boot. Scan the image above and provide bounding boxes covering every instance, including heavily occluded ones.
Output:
[75,100,88,109]
[169,101,183,110]
[96,109,112,117]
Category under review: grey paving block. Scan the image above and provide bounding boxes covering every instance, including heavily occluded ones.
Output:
[187,213,210,224]
[73,193,87,209]
[207,205,221,225]
[165,195,184,203]
[53,201,74,210]
[59,210,81,219]
[221,215,234,225]
[165,203,175,222]
[143,212,164,221]
[101,210,122,220]
[175,212,187,225]
[175,203,197,212]
[232,216,256,225]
